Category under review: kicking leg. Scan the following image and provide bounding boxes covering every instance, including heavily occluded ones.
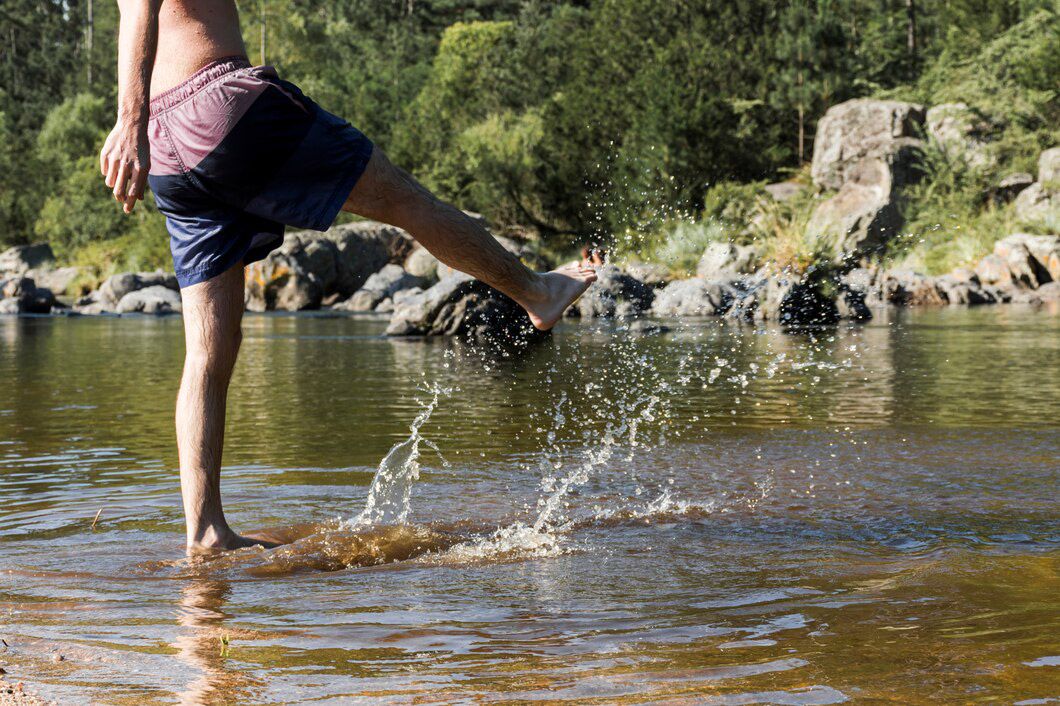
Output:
[177,263,276,554]
[343,149,597,330]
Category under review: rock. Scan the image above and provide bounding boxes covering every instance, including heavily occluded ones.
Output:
[336,264,425,312]
[24,266,80,296]
[1038,147,1060,184]
[244,250,323,311]
[570,266,654,319]
[1014,149,1060,220]
[810,99,925,191]
[997,242,1050,289]
[696,242,757,281]
[992,173,1034,204]
[651,278,733,316]
[879,269,946,306]
[836,284,872,320]
[926,103,995,168]
[622,262,672,287]
[933,274,995,305]
[763,181,805,202]
[386,272,546,345]
[324,221,413,295]
[1033,280,1060,301]
[97,271,178,309]
[116,285,182,314]
[0,243,55,277]
[995,233,1060,282]
[404,246,440,281]
[806,159,903,260]
[754,274,840,326]
[975,254,1011,286]
[0,277,55,314]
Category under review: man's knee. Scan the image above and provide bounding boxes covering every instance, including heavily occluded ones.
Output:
[184,328,241,381]
[343,149,437,225]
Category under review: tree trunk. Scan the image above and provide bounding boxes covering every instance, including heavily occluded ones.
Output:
[86,0,94,86]
[906,0,918,59]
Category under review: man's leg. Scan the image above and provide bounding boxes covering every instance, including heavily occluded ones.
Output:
[176,263,273,553]
[343,149,597,331]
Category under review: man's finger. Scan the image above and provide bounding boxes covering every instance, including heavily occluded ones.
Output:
[112,162,130,202]
[124,168,148,213]
[100,134,113,175]
[105,158,120,189]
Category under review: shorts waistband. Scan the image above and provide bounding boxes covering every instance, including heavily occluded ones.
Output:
[149,56,253,116]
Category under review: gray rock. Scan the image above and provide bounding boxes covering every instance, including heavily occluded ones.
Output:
[763,181,805,202]
[810,99,925,191]
[336,264,425,312]
[1037,147,1060,184]
[0,243,55,277]
[926,103,995,168]
[245,250,323,311]
[0,277,55,314]
[622,262,672,287]
[806,159,903,260]
[98,271,178,309]
[116,285,182,315]
[324,221,413,295]
[386,272,546,345]
[696,242,757,281]
[570,266,654,319]
[933,274,995,305]
[25,266,80,296]
[975,254,1011,287]
[836,284,872,320]
[992,173,1035,204]
[651,278,733,317]
[404,246,440,281]
[995,233,1060,282]
[998,242,1050,289]
[878,269,946,306]
[1033,280,1060,301]
[753,274,840,326]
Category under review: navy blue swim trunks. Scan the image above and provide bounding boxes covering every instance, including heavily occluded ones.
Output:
[147,57,374,288]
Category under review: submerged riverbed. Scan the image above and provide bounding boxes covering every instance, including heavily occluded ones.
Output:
[1,307,1058,704]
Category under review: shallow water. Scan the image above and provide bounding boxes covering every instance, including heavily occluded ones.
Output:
[1,307,1058,704]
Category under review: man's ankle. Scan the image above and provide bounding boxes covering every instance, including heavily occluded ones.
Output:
[187,522,236,550]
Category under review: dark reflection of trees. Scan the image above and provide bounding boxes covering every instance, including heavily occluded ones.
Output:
[174,576,259,706]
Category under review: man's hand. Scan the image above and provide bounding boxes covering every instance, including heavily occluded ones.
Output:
[100,120,150,214]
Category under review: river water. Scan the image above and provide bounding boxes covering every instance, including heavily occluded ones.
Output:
[0,307,1057,704]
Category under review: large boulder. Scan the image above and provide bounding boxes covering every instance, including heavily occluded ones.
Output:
[991,172,1035,205]
[763,181,806,203]
[25,266,80,296]
[878,269,946,306]
[386,272,547,345]
[1038,147,1060,184]
[336,264,425,312]
[651,278,733,317]
[0,277,55,314]
[622,262,672,287]
[0,243,55,277]
[810,99,925,191]
[95,271,178,309]
[992,234,1056,288]
[926,103,995,168]
[569,266,654,319]
[325,221,414,295]
[116,285,182,315]
[752,274,841,326]
[1014,148,1060,221]
[696,242,757,281]
[244,250,323,311]
[806,159,903,260]
[404,246,440,281]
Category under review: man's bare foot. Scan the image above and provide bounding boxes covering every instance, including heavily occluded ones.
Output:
[523,264,598,331]
[187,525,281,555]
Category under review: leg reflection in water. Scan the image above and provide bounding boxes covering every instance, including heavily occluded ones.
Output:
[174,578,258,705]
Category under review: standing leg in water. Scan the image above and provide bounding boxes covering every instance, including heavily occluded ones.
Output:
[177,263,276,554]
[343,149,597,331]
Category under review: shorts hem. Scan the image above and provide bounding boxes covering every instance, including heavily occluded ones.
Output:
[174,231,284,288]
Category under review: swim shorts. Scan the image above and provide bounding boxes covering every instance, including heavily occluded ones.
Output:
[147,57,374,288]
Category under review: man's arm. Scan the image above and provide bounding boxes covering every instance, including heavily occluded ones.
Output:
[100,0,161,214]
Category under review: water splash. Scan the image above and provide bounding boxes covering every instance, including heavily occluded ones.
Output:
[349,384,450,528]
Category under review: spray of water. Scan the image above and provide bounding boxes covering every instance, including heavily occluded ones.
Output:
[349,383,451,528]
